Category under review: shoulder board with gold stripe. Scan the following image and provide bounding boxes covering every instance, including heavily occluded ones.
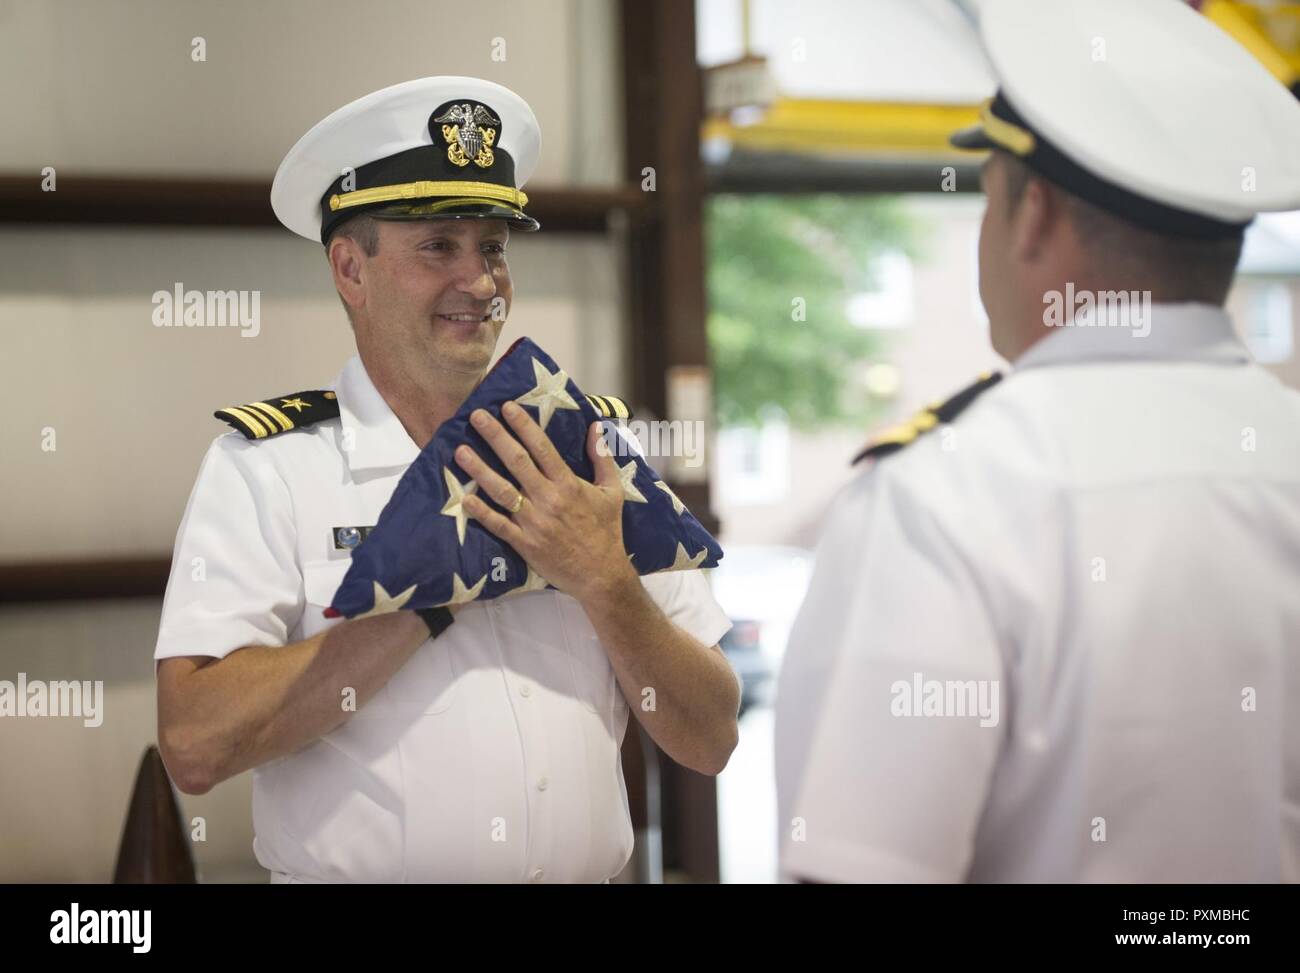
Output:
[214,390,340,440]
[852,372,1002,465]
[585,394,633,420]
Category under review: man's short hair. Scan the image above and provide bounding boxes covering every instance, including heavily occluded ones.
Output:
[328,214,381,325]
[330,213,381,257]
[998,152,1243,306]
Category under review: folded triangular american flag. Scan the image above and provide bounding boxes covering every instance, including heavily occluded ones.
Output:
[326,337,723,619]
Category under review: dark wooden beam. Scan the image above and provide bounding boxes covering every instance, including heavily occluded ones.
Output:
[0,176,648,235]
[0,557,170,603]
[621,1,712,407]
[621,0,717,535]
[621,0,723,886]
[709,153,984,195]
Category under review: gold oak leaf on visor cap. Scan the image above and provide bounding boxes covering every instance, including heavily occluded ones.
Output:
[950,0,1300,241]
[271,76,542,245]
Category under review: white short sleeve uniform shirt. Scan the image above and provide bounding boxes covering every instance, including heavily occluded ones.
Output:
[776,304,1300,883]
[156,354,732,883]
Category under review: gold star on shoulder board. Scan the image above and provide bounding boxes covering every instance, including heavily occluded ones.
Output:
[357,580,418,618]
[514,358,580,431]
[280,397,311,413]
[655,480,686,515]
[441,466,479,544]
[666,542,707,571]
[617,461,648,503]
[440,571,487,607]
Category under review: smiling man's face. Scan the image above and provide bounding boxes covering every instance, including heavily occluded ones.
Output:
[338,217,513,381]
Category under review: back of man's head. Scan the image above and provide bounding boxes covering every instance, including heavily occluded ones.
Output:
[1000,153,1243,307]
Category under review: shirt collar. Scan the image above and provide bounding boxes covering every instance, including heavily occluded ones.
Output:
[1013,301,1251,371]
[331,354,421,474]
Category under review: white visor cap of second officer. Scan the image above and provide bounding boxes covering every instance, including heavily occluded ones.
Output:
[271,76,542,245]
[953,0,1300,238]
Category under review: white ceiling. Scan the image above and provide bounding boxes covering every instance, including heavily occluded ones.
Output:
[696,0,995,104]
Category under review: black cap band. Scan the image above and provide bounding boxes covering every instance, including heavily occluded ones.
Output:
[954,91,1251,241]
[319,99,538,244]
[318,143,531,244]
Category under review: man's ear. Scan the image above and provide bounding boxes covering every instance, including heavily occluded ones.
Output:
[328,236,367,316]
[1009,174,1059,264]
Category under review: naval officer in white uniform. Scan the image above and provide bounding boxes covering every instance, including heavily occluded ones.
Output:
[777,0,1300,883]
[154,77,737,883]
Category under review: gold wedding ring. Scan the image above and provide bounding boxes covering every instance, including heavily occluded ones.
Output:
[507,493,524,515]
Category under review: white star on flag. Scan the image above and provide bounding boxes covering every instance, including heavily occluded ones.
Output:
[514,357,581,430]
[515,564,550,593]
[441,466,479,544]
[618,461,648,503]
[357,580,418,618]
[440,571,487,606]
[666,542,707,571]
[655,480,686,515]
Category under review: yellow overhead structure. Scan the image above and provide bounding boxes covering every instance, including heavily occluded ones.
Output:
[1201,1,1300,90]
[699,0,986,161]
[700,1,1300,164]
[701,98,982,158]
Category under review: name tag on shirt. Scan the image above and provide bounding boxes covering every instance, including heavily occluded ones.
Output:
[332,526,375,551]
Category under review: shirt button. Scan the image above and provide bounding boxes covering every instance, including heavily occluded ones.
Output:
[519,683,531,698]
[530,868,544,882]
[537,777,549,791]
